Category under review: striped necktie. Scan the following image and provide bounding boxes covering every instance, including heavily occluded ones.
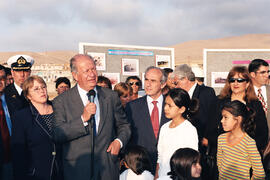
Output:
[258,88,267,113]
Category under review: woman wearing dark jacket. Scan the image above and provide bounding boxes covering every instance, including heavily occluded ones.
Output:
[215,66,268,153]
[11,75,62,180]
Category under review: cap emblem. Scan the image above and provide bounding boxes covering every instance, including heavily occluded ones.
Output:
[17,56,27,65]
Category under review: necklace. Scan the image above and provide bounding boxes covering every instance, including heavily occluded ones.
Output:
[40,104,51,115]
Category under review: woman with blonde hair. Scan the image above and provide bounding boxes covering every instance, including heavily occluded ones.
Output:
[114,82,133,107]
[11,75,62,180]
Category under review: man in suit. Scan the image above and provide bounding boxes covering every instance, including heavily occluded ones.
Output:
[4,55,34,116]
[125,66,170,174]
[172,64,217,150]
[171,64,218,179]
[249,59,270,138]
[0,65,13,179]
[52,54,131,180]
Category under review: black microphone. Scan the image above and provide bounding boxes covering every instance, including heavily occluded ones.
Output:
[87,89,97,136]
[87,89,96,103]
[87,89,96,122]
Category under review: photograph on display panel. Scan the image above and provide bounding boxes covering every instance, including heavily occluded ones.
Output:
[211,72,228,88]
[102,72,120,88]
[156,55,171,68]
[87,52,106,71]
[122,58,139,76]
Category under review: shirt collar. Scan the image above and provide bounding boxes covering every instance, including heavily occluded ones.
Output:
[77,84,97,95]
[77,84,97,105]
[147,94,163,104]
[188,82,197,98]
[254,85,266,95]
[14,82,23,95]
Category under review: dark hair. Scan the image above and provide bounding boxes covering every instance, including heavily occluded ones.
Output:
[55,77,71,89]
[222,100,256,137]
[248,59,269,73]
[4,67,11,75]
[0,65,5,71]
[124,145,152,175]
[97,75,112,89]
[219,66,257,103]
[163,68,173,77]
[125,76,142,88]
[168,148,200,180]
[167,88,199,120]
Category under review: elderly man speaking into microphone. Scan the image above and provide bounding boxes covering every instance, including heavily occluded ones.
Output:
[52,54,131,180]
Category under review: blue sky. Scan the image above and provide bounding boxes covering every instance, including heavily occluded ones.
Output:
[0,0,269,52]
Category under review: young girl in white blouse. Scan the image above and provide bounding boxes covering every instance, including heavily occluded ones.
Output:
[120,145,154,180]
[155,88,199,179]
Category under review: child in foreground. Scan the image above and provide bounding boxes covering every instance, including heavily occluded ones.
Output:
[156,88,199,178]
[217,100,265,179]
[120,145,153,180]
[157,148,201,180]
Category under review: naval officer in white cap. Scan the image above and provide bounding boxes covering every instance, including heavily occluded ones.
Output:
[0,55,33,180]
[4,55,34,116]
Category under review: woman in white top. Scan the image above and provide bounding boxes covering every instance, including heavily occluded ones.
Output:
[120,145,154,180]
[155,88,199,178]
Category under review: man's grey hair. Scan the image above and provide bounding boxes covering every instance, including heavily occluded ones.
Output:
[70,54,95,73]
[144,66,167,84]
[172,64,195,81]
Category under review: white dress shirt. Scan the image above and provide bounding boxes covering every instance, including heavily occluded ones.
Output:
[188,82,197,98]
[77,85,100,132]
[14,82,23,95]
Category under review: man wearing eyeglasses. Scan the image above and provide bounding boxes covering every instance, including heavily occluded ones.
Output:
[249,59,270,138]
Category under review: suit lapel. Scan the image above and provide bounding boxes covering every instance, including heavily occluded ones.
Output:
[70,85,85,115]
[265,86,270,130]
[140,96,157,140]
[266,85,270,116]
[160,95,168,127]
[96,86,107,135]
[192,84,200,99]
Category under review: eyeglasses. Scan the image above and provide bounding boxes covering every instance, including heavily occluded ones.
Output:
[256,70,270,75]
[228,78,248,83]
[57,86,69,89]
[31,86,47,93]
[129,82,140,86]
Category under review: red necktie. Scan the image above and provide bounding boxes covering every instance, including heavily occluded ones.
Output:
[258,88,268,113]
[151,101,159,138]
[0,99,11,163]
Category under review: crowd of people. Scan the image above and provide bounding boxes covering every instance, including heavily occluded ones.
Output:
[0,54,270,180]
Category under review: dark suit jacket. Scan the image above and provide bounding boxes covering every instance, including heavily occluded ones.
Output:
[11,103,62,180]
[0,134,3,171]
[52,85,131,180]
[125,95,170,174]
[215,97,268,152]
[266,85,270,138]
[191,84,217,146]
[4,83,28,117]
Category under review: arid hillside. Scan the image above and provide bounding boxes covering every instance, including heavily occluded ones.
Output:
[170,34,270,65]
[1,34,270,66]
